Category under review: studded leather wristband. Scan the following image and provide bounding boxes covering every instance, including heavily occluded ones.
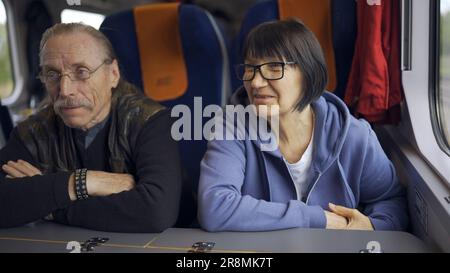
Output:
[74,168,89,200]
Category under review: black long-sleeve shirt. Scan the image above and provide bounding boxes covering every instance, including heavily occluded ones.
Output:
[0,109,182,232]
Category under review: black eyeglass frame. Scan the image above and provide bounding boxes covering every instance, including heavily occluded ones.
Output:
[234,61,297,81]
[38,59,113,84]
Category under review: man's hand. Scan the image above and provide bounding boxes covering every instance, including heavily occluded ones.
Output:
[86,171,136,197]
[2,161,135,199]
[328,203,374,231]
[325,210,348,229]
[2,160,42,178]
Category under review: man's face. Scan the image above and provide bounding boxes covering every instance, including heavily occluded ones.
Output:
[40,32,120,130]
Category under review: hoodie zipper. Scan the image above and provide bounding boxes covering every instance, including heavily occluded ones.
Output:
[283,158,319,203]
[282,158,300,200]
[305,172,322,205]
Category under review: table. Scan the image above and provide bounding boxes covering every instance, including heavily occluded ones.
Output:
[0,221,434,253]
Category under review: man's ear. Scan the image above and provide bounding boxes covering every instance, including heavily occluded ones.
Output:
[110,59,120,88]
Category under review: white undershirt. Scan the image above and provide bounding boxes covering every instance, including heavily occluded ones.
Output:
[284,130,314,201]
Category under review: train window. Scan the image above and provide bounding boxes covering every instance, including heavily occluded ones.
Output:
[61,9,105,29]
[0,0,14,99]
[433,0,450,155]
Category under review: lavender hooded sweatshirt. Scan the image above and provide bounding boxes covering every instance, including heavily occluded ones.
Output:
[198,89,408,232]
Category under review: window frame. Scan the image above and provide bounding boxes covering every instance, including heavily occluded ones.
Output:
[400,0,450,187]
[0,0,14,101]
[429,0,450,156]
[0,0,25,106]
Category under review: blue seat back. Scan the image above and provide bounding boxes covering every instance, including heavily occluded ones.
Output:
[100,4,229,227]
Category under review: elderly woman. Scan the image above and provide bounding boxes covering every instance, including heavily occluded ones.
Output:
[198,18,408,232]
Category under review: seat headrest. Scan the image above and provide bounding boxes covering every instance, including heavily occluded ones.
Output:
[278,0,337,91]
[134,3,188,101]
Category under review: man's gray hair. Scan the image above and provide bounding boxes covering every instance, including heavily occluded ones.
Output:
[39,23,117,65]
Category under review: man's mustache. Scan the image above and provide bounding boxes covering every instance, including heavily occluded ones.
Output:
[53,98,93,111]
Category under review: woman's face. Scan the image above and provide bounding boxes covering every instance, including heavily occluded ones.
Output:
[243,57,303,117]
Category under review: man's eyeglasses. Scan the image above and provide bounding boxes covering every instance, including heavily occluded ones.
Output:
[235,61,296,81]
[38,60,111,85]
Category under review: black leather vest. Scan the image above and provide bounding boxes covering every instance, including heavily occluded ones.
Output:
[16,81,165,174]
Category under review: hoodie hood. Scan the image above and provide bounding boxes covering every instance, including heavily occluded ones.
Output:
[229,86,352,173]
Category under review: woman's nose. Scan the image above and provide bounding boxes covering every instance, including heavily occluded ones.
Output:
[250,69,268,89]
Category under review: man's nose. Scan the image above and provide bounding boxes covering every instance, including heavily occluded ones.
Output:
[58,75,76,97]
[250,69,268,89]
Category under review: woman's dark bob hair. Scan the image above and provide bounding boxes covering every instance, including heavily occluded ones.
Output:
[242,18,328,112]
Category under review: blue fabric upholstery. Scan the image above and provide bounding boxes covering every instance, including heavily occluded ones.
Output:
[176,5,223,227]
[179,5,223,107]
[100,4,225,227]
[100,11,143,90]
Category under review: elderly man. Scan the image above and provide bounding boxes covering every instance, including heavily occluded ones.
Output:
[0,23,182,232]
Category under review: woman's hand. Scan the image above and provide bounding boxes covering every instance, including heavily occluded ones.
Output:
[325,210,348,229]
[328,203,374,231]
